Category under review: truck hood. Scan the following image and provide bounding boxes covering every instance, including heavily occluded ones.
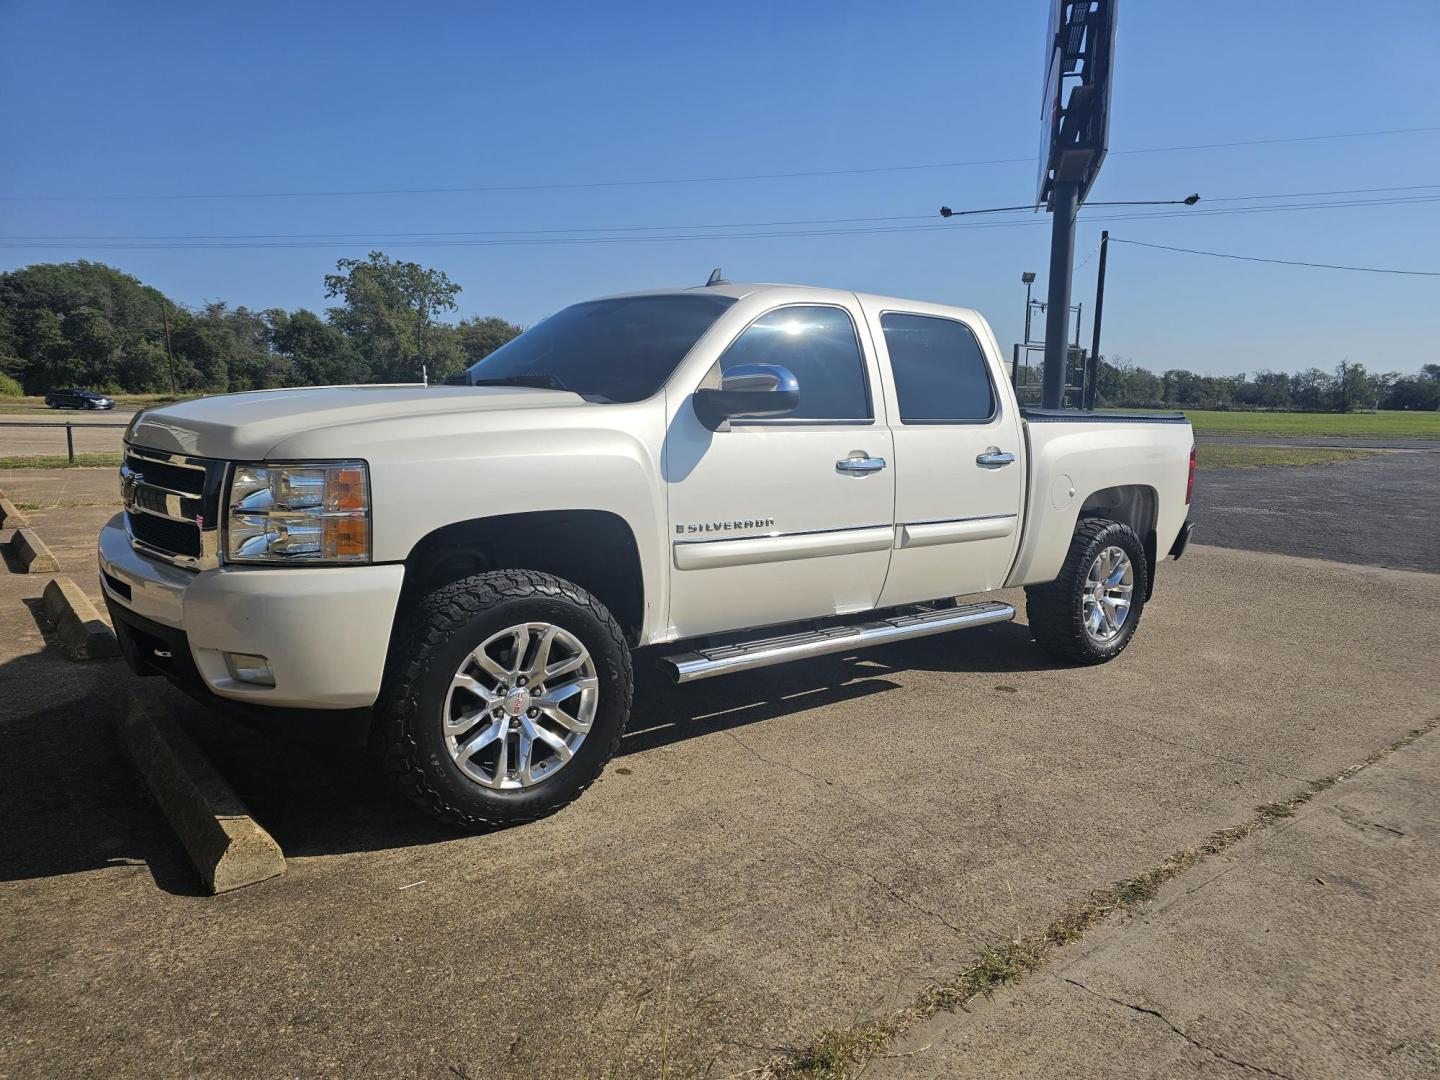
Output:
[127,384,588,460]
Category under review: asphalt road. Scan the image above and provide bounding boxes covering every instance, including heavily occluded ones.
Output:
[1191,450,1439,573]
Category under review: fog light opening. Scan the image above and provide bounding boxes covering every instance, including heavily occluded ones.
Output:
[224,652,276,687]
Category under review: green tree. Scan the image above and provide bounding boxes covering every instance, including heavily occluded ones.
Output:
[324,252,461,382]
[1335,360,1376,413]
[267,308,366,386]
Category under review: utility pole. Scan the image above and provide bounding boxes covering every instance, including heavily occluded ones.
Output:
[1084,230,1110,410]
[160,300,178,396]
[1041,179,1079,409]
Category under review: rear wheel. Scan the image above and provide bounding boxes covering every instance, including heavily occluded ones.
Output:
[1025,518,1148,664]
[377,569,632,830]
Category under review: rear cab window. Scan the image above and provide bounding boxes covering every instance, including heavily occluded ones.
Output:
[880,312,996,424]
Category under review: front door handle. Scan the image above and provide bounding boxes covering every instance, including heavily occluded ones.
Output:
[836,453,887,475]
[976,447,1016,468]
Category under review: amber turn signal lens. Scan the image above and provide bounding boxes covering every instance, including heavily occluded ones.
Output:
[323,515,369,559]
[326,467,368,511]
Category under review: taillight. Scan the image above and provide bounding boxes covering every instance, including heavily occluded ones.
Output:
[1185,445,1196,504]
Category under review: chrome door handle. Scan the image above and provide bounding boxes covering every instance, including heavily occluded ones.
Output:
[836,454,887,475]
[976,448,1016,467]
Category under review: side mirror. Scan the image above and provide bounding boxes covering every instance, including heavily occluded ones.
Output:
[694,363,799,430]
[441,372,471,386]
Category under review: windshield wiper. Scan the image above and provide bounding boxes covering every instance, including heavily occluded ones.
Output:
[468,373,571,392]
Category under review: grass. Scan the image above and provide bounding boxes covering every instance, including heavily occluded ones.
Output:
[0,393,193,415]
[0,452,123,469]
[1182,409,1440,439]
[758,719,1440,1079]
[1196,444,1376,471]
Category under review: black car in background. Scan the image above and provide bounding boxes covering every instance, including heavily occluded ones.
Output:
[44,389,115,410]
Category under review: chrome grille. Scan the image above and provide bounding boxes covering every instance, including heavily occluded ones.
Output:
[121,446,226,570]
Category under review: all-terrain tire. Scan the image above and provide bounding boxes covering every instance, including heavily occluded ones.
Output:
[1025,517,1149,665]
[377,569,632,830]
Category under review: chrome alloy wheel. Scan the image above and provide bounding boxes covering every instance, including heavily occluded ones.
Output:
[443,622,599,790]
[1082,545,1135,644]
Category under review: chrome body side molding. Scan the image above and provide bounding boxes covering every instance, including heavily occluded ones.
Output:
[897,514,1017,549]
[672,523,893,571]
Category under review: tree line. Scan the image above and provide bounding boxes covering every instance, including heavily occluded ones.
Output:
[1,255,1436,411]
[1074,356,1440,413]
[0,254,521,397]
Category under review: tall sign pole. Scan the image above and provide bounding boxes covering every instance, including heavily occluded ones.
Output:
[1041,181,1079,408]
[1036,0,1117,410]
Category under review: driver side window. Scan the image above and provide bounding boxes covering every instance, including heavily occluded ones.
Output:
[718,305,871,421]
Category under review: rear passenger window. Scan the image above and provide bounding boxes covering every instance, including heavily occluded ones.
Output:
[881,313,995,423]
[719,305,871,421]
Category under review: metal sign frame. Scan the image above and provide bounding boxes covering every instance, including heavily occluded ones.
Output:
[1036,0,1118,210]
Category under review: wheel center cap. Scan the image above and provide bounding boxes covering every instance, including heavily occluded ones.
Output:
[503,687,532,717]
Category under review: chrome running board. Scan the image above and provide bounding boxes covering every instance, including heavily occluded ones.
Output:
[659,600,1015,684]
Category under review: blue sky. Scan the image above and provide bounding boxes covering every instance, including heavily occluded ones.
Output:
[2,0,1437,376]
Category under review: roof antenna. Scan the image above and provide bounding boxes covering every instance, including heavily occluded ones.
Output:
[706,267,728,287]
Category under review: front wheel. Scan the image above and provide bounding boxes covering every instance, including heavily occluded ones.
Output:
[1025,518,1148,664]
[376,569,632,830]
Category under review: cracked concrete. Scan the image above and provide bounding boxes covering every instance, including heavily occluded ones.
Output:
[871,725,1440,1079]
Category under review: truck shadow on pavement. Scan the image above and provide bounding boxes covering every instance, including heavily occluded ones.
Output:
[0,621,1059,891]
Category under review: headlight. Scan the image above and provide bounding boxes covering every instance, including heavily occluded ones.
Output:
[224,461,370,564]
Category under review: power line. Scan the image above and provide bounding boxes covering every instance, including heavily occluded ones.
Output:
[4,193,1437,251]
[1109,237,1440,277]
[3,124,1436,203]
[7,187,1439,245]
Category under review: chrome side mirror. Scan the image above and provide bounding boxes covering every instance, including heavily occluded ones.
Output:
[694,363,800,429]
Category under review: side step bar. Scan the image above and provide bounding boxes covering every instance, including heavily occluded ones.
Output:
[659,600,1015,684]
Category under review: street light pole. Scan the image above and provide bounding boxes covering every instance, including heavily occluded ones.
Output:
[1041,179,1079,409]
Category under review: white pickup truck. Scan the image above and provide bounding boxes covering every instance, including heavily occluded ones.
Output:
[99,282,1195,828]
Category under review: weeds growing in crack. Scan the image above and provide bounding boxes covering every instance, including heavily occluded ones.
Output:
[754,719,1439,1079]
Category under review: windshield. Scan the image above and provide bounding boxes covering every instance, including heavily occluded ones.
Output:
[464,294,736,403]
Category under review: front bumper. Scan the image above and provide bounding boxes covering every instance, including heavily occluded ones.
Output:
[98,513,405,710]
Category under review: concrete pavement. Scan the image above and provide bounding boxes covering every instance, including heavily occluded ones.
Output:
[3,540,1438,1078]
[873,725,1440,1079]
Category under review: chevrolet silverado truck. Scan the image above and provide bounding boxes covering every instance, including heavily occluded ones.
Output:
[100,282,1195,829]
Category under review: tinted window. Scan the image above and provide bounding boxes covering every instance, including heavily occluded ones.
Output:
[719,305,870,420]
[466,294,736,403]
[881,313,995,422]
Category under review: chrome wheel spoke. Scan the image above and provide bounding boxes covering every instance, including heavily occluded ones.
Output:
[455,717,504,767]
[450,672,496,704]
[471,646,511,683]
[516,722,535,784]
[445,707,489,739]
[525,717,573,762]
[524,625,559,683]
[542,652,586,682]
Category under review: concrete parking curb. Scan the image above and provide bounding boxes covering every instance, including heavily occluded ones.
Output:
[41,576,120,660]
[0,496,27,529]
[116,692,286,894]
[7,527,59,573]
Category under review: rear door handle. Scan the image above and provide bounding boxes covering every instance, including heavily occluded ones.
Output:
[836,454,887,475]
[976,448,1016,467]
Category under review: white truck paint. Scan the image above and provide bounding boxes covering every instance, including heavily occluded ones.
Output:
[98,282,1194,826]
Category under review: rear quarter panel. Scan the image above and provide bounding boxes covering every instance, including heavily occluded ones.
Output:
[1006,415,1193,587]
